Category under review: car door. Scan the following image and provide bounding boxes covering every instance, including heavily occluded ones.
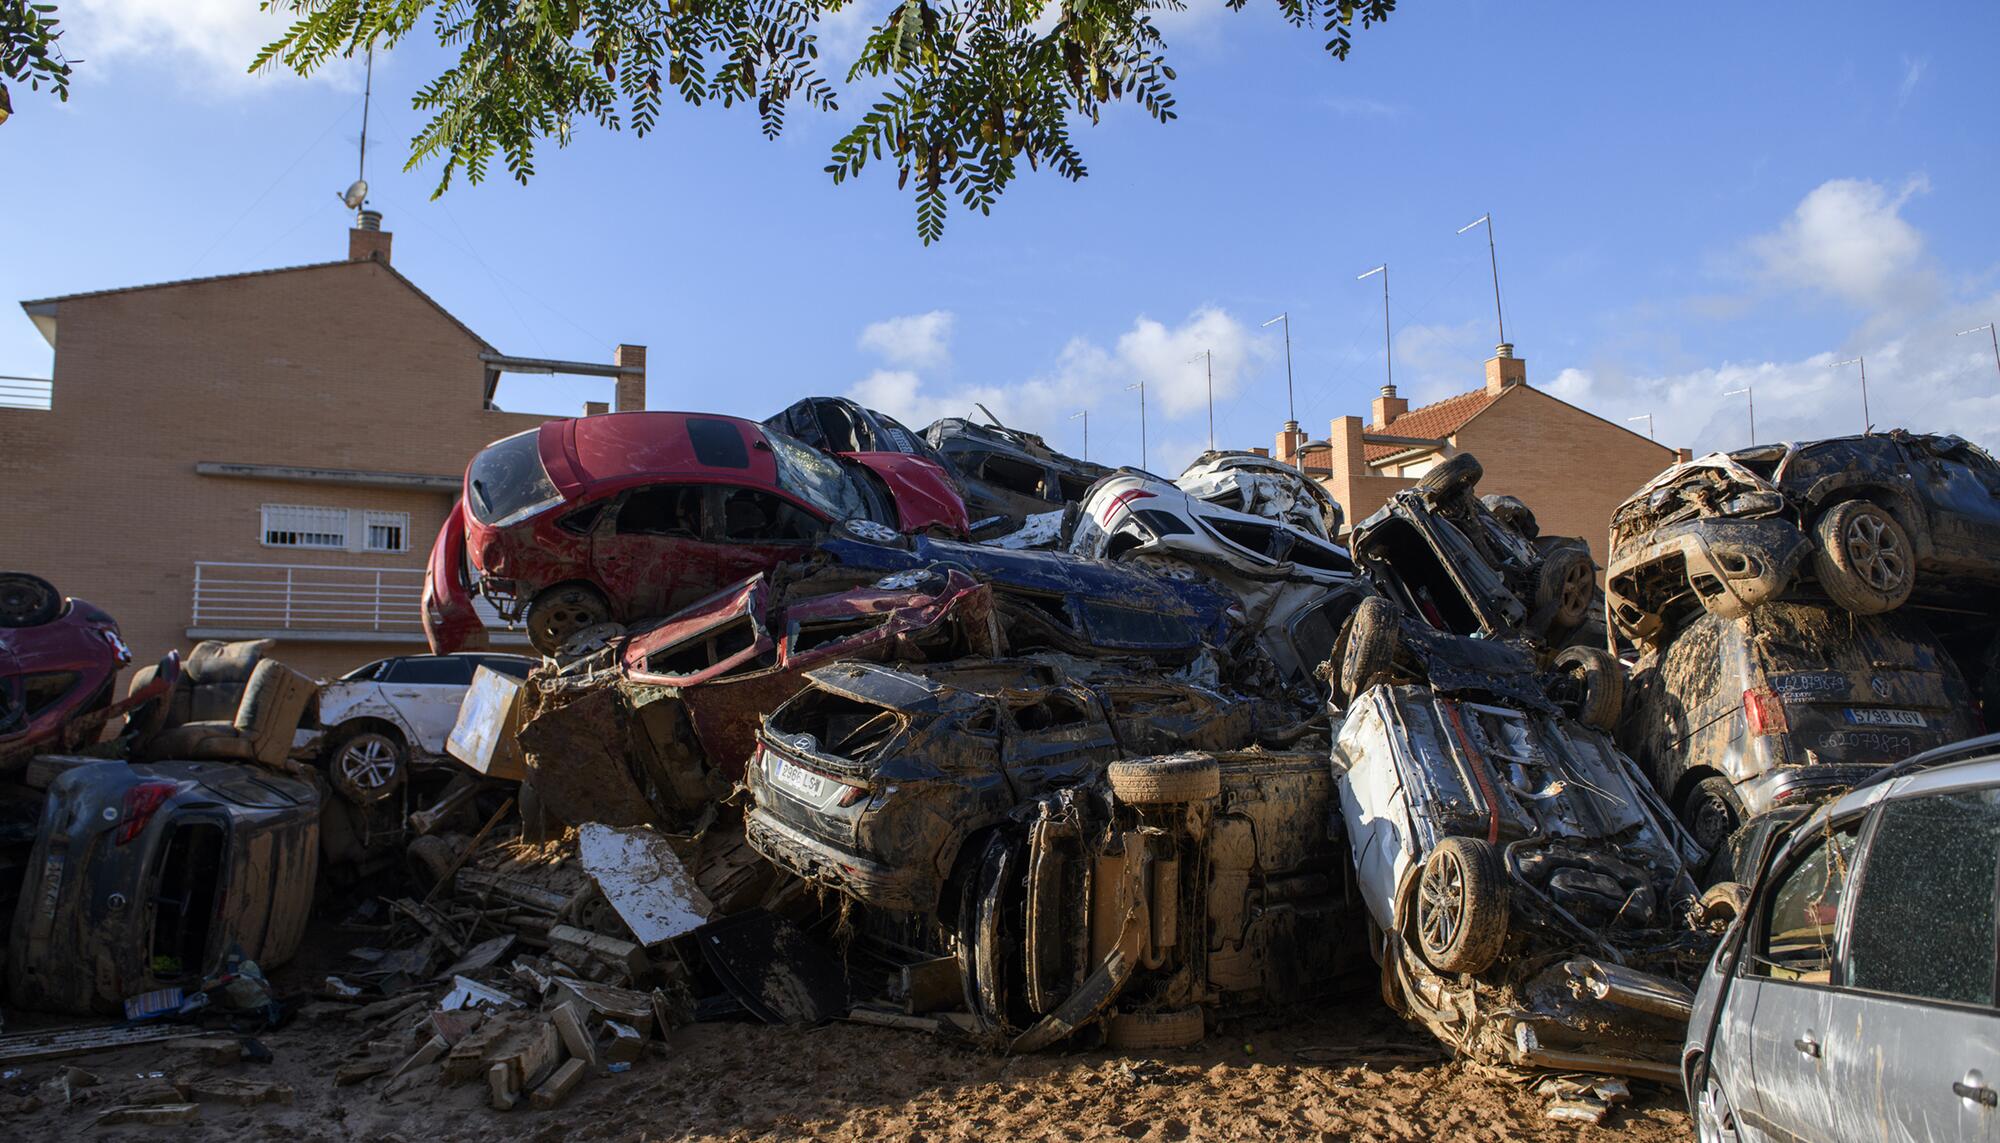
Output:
[590,484,721,618]
[377,655,478,756]
[1826,786,2000,1142]
[1736,816,1863,1142]
[1906,438,2000,573]
[709,485,825,589]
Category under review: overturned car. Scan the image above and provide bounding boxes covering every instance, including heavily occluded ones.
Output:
[925,410,1112,534]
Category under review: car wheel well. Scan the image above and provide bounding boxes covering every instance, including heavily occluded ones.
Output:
[328,717,406,753]
[1813,485,1930,555]
[1670,766,1727,815]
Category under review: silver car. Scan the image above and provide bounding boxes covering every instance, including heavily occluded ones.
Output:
[1684,733,2000,1142]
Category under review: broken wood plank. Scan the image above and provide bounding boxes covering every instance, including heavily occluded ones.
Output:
[0,1023,185,1065]
[530,1057,588,1109]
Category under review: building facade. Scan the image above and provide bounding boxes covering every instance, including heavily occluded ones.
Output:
[1274,347,1689,562]
[1,219,644,680]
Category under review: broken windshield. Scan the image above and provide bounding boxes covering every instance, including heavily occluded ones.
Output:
[765,429,876,523]
[466,429,562,527]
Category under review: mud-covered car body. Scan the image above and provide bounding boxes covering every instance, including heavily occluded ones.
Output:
[764,397,954,476]
[1350,477,1598,649]
[1175,451,1344,539]
[924,415,1112,532]
[744,660,1251,913]
[1607,432,2000,645]
[1683,738,2000,1143]
[1336,683,1707,1078]
[443,412,968,652]
[7,758,319,1015]
[0,589,175,769]
[1618,600,1980,865]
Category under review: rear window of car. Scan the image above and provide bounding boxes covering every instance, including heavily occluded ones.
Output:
[687,418,751,469]
[467,429,561,526]
[476,656,535,679]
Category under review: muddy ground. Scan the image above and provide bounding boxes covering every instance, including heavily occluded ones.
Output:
[7,999,1692,1142]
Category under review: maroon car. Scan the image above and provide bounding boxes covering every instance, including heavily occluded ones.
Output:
[0,573,178,769]
[425,412,970,655]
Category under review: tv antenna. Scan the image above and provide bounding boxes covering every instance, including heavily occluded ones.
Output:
[338,47,374,210]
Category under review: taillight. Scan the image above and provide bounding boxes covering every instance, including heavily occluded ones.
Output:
[836,785,869,808]
[1743,687,1788,737]
[115,781,175,845]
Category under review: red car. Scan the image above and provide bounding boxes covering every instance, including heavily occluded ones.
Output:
[424,412,969,654]
[0,572,178,768]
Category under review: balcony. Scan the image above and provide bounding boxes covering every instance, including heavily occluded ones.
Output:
[189,562,525,645]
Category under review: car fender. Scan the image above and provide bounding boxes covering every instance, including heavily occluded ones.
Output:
[1798,475,1934,559]
[849,452,971,536]
[317,684,423,754]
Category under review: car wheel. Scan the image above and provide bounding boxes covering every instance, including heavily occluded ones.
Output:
[1416,453,1483,501]
[1104,1006,1205,1050]
[1481,493,1539,539]
[1698,881,1752,931]
[1812,501,1913,615]
[1414,836,1509,975]
[1681,776,1745,858]
[525,584,612,656]
[834,518,907,547]
[960,833,1023,1034]
[1534,546,1598,634]
[329,727,407,804]
[1549,645,1624,732]
[1695,1071,1743,1143]
[1339,595,1399,704]
[1106,753,1222,805]
[0,572,62,628]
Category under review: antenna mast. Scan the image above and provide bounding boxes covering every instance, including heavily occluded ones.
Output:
[358,47,372,191]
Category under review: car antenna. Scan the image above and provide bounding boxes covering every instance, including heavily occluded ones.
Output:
[974,402,1004,428]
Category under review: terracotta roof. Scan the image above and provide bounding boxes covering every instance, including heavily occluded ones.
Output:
[1364,387,1503,462]
[20,257,496,353]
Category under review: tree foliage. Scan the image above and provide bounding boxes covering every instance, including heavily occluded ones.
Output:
[2,0,75,117]
[256,0,1395,242]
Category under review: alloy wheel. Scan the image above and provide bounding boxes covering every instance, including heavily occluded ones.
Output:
[1844,511,1908,593]
[1417,846,1467,956]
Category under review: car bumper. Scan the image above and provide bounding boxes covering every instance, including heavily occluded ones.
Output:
[744,807,928,912]
[1608,517,1808,637]
[1733,762,1883,819]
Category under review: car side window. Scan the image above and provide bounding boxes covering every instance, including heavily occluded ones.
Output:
[718,487,819,543]
[385,657,477,685]
[616,486,705,538]
[476,656,535,680]
[1753,819,1862,984]
[1845,788,2000,1006]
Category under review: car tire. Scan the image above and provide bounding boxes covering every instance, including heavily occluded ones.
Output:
[1414,836,1509,975]
[328,725,408,804]
[1416,453,1483,501]
[1812,501,1914,615]
[525,584,613,656]
[833,518,909,548]
[1533,546,1597,634]
[1481,494,1539,539]
[1680,776,1745,859]
[1104,1006,1205,1050]
[1339,595,1399,704]
[0,572,62,628]
[1106,753,1221,805]
[1550,645,1624,732]
[1697,881,1751,931]
[961,833,1022,1033]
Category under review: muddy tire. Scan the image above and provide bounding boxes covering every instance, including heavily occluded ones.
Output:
[1106,753,1221,805]
[1416,453,1483,501]
[328,725,407,804]
[0,572,61,628]
[1698,881,1751,930]
[1550,645,1624,732]
[1534,546,1598,634]
[1680,776,1745,858]
[1339,595,1399,704]
[525,584,612,656]
[1812,501,1913,615]
[1414,836,1509,975]
[1104,1006,1205,1050]
[1481,494,1539,539]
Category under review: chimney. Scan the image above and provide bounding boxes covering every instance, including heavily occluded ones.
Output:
[1248,447,1270,457]
[1275,420,1305,467]
[1371,384,1408,427]
[348,209,392,264]
[584,400,610,417]
[613,344,647,412]
[1484,342,1526,395]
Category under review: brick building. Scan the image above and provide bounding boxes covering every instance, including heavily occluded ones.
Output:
[0,214,645,680]
[1273,346,1689,561]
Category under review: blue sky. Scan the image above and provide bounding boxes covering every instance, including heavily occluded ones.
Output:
[5,1,1998,477]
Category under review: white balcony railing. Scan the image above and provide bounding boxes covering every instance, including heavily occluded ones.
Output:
[192,561,424,635]
[0,376,53,411]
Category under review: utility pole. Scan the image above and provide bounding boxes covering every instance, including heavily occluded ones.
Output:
[1626,413,1655,441]
[1188,350,1214,450]
[1070,409,1088,461]
[1358,264,1391,393]
[1126,382,1146,470]
[1833,356,1870,433]
[1961,323,2000,381]
[1726,385,1757,446]
[1458,213,1507,349]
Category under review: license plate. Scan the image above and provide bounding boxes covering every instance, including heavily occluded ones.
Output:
[771,756,828,800]
[1843,708,1925,727]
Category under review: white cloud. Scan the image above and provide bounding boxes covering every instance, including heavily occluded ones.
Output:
[1748,175,1931,308]
[858,310,955,369]
[1112,306,1266,416]
[64,0,361,90]
[1322,94,1406,119]
[1898,55,1928,108]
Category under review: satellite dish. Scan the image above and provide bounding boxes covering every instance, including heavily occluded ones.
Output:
[340,179,369,209]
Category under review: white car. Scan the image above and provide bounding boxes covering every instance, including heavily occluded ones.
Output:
[1175,451,1343,540]
[308,652,535,804]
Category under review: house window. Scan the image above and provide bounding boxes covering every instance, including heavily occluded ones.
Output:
[261,504,349,550]
[364,511,411,553]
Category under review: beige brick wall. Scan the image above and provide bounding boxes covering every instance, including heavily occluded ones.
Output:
[0,259,552,682]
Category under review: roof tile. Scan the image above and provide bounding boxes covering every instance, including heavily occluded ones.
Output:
[1364,387,1502,462]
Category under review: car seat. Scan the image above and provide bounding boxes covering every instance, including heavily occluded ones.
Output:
[129,641,317,767]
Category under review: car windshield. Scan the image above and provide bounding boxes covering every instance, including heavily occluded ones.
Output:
[764,428,877,523]
[466,429,562,527]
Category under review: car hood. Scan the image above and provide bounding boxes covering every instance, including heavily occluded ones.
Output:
[848,452,970,536]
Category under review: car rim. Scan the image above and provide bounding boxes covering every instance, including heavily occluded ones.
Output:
[1845,513,1906,592]
[339,736,398,789]
[1692,794,1735,851]
[1561,561,1593,614]
[0,582,47,624]
[1418,850,1465,954]
[539,596,606,643]
[1697,1077,1739,1143]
